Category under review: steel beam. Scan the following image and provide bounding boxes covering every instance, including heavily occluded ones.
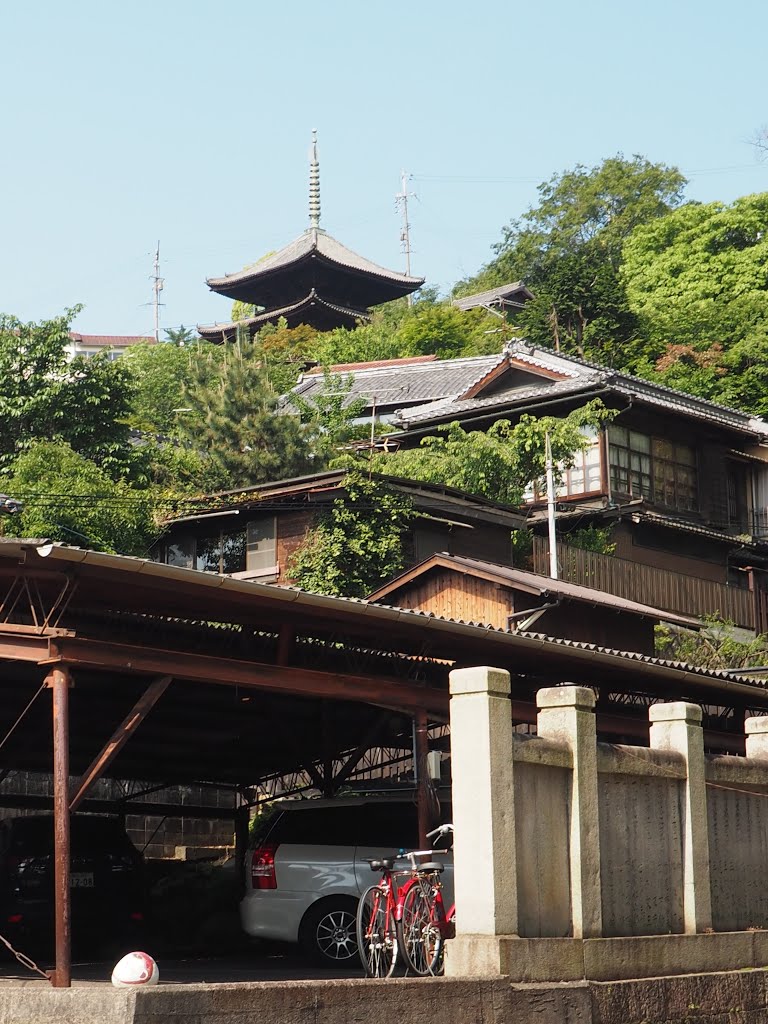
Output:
[45,636,448,718]
[69,676,172,812]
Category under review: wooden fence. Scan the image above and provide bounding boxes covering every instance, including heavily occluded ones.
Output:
[531,537,755,629]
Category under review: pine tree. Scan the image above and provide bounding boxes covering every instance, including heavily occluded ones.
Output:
[179,336,313,489]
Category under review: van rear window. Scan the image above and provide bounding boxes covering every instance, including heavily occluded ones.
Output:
[266,801,422,848]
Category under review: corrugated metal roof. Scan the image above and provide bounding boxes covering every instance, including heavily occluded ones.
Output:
[69,334,155,347]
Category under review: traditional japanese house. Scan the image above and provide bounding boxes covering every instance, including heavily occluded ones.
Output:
[294,341,768,631]
[367,553,701,656]
[197,133,423,340]
[152,470,525,584]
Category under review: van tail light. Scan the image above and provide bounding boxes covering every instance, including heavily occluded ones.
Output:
[250,843,278,890]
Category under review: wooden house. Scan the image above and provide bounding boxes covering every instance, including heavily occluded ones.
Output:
[367,553,700,656]
[295,342,768,631]
[152,470,525,585]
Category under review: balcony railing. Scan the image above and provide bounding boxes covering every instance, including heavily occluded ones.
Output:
[531,537,755,630]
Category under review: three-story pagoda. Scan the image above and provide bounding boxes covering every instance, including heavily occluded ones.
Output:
[198,133,424,340]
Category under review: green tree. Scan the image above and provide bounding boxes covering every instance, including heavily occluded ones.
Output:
[309,295,500,367]
[655,615,768,672]
[123,340,225,436]
[621,193,768,411]
[456,156,687,364]
[286,474,415,597]
[292,368,368,460]
[178,337,314,488]
[164,324,199,346]
[3,441,157,554]
[369,401,614,505]
[0,307,137,479]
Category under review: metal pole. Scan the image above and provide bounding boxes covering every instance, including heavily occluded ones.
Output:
[545,432,558,580]
[48,667,72,988]
[414,710,430,849]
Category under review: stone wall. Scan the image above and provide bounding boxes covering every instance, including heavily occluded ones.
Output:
[446,666,768,980]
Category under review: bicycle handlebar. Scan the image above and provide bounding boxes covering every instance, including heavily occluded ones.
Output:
[426,823,454,839]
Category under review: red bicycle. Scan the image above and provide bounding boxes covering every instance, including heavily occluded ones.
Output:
[356,824,454,978]
[397,824,455,976]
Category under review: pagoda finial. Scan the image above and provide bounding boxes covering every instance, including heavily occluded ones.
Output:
[309,129,321,230]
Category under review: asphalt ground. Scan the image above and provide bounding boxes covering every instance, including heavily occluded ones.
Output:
[0,947,362,986]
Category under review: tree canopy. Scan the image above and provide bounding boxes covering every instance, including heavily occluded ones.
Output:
[455,155,687,364]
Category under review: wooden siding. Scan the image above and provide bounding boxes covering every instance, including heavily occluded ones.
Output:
[388,571,509,628]
[532,537,754,629]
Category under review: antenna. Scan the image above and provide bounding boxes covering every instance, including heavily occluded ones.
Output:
[395,170,416,304]
[152,241,165,341]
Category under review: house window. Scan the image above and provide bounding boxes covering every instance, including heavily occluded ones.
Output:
[159,516,277,576]
[525,427,602,502]
[608,426,697,511]
[246,518,277,573]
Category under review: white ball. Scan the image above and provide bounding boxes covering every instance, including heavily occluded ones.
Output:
[111,951,159,988]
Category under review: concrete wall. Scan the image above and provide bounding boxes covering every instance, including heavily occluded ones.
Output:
[446,667,768,979]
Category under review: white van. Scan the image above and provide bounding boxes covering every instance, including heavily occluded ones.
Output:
[239,795,453,968]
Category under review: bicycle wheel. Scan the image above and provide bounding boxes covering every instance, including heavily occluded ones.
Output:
[356,885,398,978]
[397,880,445,976]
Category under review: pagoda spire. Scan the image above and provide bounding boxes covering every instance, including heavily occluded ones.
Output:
[309,129,321,230]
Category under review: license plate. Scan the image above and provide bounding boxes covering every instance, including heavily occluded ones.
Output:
[70,872,94,888]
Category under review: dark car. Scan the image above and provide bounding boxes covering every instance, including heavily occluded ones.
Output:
[0,814,145,954]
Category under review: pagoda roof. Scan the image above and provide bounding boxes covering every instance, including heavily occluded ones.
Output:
[206,227,424,309]
[197,289,369,341]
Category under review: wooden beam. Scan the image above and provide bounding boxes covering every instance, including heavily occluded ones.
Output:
[69,676,172,812]
[44,636,449,718]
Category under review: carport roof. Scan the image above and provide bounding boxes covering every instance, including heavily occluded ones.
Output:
[0,539,765,791]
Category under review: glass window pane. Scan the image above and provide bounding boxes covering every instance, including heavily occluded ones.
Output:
[196,535,221,573]
[221,531,246,574]
[608,425,628,445]
[247,518,277,571]
[630,431,651,454]
[166,539,194,569]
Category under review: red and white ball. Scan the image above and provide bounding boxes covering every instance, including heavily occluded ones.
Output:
[111,951,159,988]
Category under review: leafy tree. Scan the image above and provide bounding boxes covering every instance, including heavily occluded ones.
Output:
[369,401,614,505]
[123,341,225,436]
[292,368,369,460]
[456,156,687,364]
[2,441,157,555]
[286,474,415,597]
[257,319,318,394]
[309,295,500,367]
[655,615,768,672]
[0,307,137,479]
[178,337,314,488]
[621,193,768,411]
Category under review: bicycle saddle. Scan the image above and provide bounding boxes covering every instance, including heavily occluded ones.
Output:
[417,861,444,873]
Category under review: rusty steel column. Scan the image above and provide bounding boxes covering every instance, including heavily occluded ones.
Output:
[414,710,430,849]
[47,667,73,988]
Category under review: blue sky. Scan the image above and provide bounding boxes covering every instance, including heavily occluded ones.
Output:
[1,0,766,336]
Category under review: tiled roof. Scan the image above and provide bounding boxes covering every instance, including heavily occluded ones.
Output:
[69,334,154,347]
[198,290,368,339]
[395,342,768,437]
[292,352,507,409]
[207,228,424,292]
[452,281,533,311]
[304,355,438,375]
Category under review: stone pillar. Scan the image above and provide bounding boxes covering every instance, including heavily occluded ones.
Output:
[745,716,768,759]
[537,685,602,939]
[444,667,517,977]
[649,702,712,934]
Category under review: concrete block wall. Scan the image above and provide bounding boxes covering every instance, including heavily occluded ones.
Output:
[447,666,768,954]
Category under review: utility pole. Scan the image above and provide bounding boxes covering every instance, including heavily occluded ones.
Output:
[152,241,164,341]
[395,170,416,303]
[545,432,558,580]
